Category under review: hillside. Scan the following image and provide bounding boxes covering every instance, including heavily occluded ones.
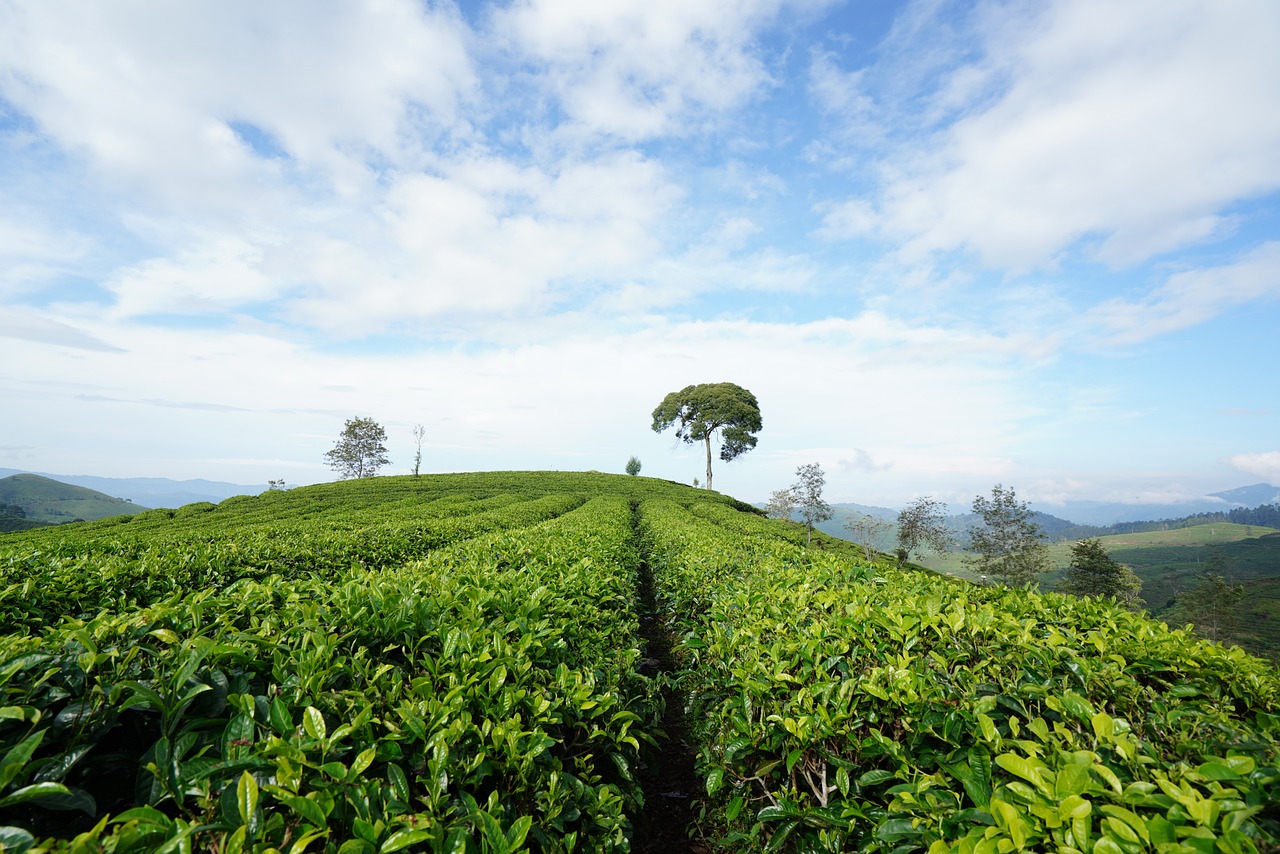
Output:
[0,473,143,528]
[913,521,1280,662]
[0,472,1277,852]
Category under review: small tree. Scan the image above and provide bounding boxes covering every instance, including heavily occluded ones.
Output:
[625,456,642,476]
[965,484,1049,586]
[765,487,798,521]
[845,513,891,562]
[896,497,953,567]
[324,417,390,480]
[1166,550,1243,643]
[411,424,426,476]
[793,463,832,546]
[267,478,286,491]
[1058,538,1143,610]
[652,382,762,491]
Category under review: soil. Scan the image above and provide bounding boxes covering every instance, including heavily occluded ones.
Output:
[630,538,709,853]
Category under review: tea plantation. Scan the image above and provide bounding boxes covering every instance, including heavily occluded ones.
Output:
[1,472,1277,852]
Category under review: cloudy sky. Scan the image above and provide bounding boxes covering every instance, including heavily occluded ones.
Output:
[2,0,1278,509]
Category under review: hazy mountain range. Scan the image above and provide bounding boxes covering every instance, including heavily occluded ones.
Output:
[0,468,261,509]
[826,484,1278,526]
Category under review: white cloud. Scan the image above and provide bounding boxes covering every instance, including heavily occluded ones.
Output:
[1227,452,1280,484]
[0,309,122,352]
[105,236,283,318]
[495,0,812,140]
[1,307,1038,497]
[0,0,477,217]
[827,0,1280,269]
[0,216,92,296]
[1086,242,1280,346]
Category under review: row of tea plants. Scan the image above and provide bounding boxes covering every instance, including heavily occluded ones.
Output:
[0,488,670,852]
[640,498,1280,853]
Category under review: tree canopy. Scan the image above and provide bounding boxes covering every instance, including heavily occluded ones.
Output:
[965,484,1049,586]
[896,496,952,567]
[1057,538,1142,609]
[1167,550,1243,643]
[651,382,762,491]
[324,417,390,480]
[792,463,833,545]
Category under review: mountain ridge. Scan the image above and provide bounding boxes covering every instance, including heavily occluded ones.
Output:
[0,468,260,508]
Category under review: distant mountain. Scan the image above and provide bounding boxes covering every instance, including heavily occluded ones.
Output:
[1030,484,1280,526]
[1210,483,1280,507]
[0,474,142,528]
[0,469,261,508]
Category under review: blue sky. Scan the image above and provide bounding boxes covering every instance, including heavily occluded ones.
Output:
[1,0,1278,510]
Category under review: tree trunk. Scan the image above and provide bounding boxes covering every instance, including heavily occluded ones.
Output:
[703,434,713,490]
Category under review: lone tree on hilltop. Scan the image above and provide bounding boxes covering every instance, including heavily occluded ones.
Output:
[651,382,761,491]
[1057,538,1143,610]
[896,497,953,568]
[325,416,390,480]
[625,456,642,476]
[793,462,833,546]
[965,484,1049,586]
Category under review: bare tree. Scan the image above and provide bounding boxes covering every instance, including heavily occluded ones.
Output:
[411,424,426,476]
[765,487,798,521]
[844,513,891,562]
[896,497,953,567]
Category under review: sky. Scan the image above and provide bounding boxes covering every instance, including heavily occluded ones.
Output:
[1,0,1278,510]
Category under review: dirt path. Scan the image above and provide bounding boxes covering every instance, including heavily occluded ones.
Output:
[630,508,707,853]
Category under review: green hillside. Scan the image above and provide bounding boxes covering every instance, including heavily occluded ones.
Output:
[0,472,1277,852]
[915,522,1280,663]
[0,472,143,528]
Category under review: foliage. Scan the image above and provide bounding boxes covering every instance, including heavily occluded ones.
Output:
[1167,550,1245,643]
[765,489,798,522]
[651,382,762,491]
[0,503,45,533]
[640,498,1280,854]
[896,497,952,567]
[1058,538,1143,609]
[0,482,670,851]
[791,464,833,546]
[324,417,390,480]
[966,484,1050,586]
[2,471,1277,853]
[625,456,642,476]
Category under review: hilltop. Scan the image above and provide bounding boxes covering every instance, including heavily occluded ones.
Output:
[0,473,144,529]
